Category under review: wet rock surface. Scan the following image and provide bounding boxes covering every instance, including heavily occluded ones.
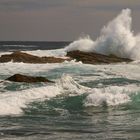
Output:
[66,50,132,64]
[0,51,69,63]
[6,74,54,83]
[0,50,132,64]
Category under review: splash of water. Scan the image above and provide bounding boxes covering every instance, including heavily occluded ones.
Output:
[66,9,140,60]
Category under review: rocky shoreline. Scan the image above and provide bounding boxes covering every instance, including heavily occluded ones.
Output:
[0,51,70,63]
[0,50,132,64]
[66,50,132,64]
[0,51,133,84]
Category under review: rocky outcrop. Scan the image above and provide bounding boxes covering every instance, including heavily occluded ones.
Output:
[0,50,132,64]
[6,74,54,83]
[67,50,132,64]
[0,51,69,63]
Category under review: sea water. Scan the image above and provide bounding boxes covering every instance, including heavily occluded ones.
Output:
[0,9,140,140]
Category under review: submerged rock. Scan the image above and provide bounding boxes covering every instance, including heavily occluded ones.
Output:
[67,50,132,64]
[6,74,54,83]
[0,51,69,63]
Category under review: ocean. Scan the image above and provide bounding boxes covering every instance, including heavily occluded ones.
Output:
[0,9,140,140]
[0,41,140,140]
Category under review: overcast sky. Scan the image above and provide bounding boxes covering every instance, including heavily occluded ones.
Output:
[0,0,140,41]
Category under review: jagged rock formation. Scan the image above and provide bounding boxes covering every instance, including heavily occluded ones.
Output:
[0,51,69,63]
[0,50,132,64]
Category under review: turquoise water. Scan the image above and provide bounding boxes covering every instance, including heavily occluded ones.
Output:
[0,42,140,139]
[0,61,140,140]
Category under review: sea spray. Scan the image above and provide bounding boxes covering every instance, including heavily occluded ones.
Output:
[66,9,140,60]
[66,36,94,52]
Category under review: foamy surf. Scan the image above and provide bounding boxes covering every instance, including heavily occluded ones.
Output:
[23,48,67,58]
[0,85,60,116]
[0,49,67,60]
[0,74,139,116]
[0,75,87,116]
[1,8,140,61]
[84,85,140,107]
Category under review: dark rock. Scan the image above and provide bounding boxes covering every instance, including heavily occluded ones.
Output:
[67,50,132,64]
[6,74,54,83]
[0,51,69,63]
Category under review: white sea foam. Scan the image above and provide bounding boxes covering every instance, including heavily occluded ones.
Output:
[85,92,130,107]
[0,75,87,116]
[66,9,140,60]
[0,73,139,115]
[1,60,140,82]
[0,60,84,78]
[24,48,67,58]
[65,36,94,52]
[0,85,60,116]
[0,62,63,76]
[56,74,89,94]
[0,48,67,58]
[84,85,140,107]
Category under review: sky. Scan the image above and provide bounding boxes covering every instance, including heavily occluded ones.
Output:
[0,0,140,41]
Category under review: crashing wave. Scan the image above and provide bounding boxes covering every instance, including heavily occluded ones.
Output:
[0,75,86,116]
[66,9,140,60]
[0,74,139,116]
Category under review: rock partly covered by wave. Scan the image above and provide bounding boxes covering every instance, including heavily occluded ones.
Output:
[0,51,69,63]
[67,50,132,64]
[0,50,132,64]
[6,74,54,83]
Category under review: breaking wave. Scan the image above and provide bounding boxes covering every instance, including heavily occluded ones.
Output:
[0,74,139,116]
[66,9,140,60]
[84,86,136,107]
[0,75,87,116]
